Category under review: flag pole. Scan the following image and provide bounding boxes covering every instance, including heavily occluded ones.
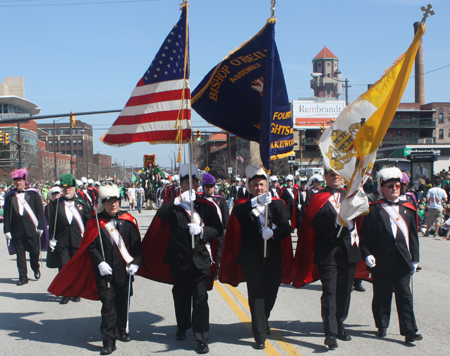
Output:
[264,175,269,260]
[188,141,195,252]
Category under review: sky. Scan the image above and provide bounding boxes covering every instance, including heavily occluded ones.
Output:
[1,0,449,170]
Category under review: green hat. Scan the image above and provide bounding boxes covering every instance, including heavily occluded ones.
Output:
[60,174,77,190]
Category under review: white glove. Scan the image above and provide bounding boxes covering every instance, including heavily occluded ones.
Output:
[98,261,113,276]
[297,204,301,210]
[49,239,57,252]
[37,229,44,238]
[128,264,139,276]
[176,189,196,205]
[412,262,418,274]
[257,192,272,206]
[262,227,273,240]
[188,222,203,236]
[365,255,376,268]
[5,232,11,247]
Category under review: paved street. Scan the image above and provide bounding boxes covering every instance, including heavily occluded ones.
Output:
[1,202,449,356]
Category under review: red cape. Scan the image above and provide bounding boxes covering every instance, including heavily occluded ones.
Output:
[218,198,294,287]
[47,213,138,300]
[291,191,371,288]
[137,197,218,291]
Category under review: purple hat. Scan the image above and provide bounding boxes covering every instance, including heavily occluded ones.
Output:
[401,172,410,183]
[11,168,28,183]
[202,173,215,185]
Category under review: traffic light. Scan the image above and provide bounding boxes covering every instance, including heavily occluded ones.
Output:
[4,133,10,145]
[196,129,201,141]
[0,130,3,144]
[70,112,76,128]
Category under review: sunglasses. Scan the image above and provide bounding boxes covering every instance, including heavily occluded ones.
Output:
[384,183,401,190]
[204,184,215,188]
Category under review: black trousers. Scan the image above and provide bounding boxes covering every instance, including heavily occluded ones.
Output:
[170,263,210,343]
[243,264,281,342]
[372,263,418,336]
[57,244,78,271]
[13,235,40,280]
[317,246,356,336]
[97,279,130,347]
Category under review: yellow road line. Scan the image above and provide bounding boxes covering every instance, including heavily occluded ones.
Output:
[223,283,303,356]
[214,281,280,356]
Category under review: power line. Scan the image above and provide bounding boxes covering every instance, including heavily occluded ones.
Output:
[0,0,158,7]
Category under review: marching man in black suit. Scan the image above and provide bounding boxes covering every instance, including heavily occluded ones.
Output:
[49,173,91,304]
[156,164,223,354]
[88,184,143,355]
[4,168,45,285]
[359,167,422,343]
[310,169,361,349]
[225,165,292,350]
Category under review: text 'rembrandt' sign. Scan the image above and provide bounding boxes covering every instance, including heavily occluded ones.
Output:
[292,100,346,128]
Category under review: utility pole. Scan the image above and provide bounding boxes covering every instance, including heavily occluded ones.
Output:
[342,78,351,106]
[17,123,22,168]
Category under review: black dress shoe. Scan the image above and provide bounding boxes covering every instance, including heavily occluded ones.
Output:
[405,333,423,343]
[254,340,265,349]
[267,326,271,335]
[34,270,41,280]
[17,278,28,286]
[376,328,387,337]
[197,342,209,354]
[337,328,352,341]
[324,334,338,349]
[353,281,365,292]
[71,297,81,302]
[175,330,186,341]
[60,297,70,304]
[119,333,131,342]
[100,345,116,355]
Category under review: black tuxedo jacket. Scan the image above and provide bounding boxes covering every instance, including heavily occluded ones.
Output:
[4,189,45,239]
[157,197,223,271]
[280,187,297,219]
[88,211,143,288]
[233,198,291,269]
[49,197,92,248]
[359,200,419,273]
[311,189,361,266]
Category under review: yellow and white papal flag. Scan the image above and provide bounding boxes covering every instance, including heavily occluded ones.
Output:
[319,23,425,225]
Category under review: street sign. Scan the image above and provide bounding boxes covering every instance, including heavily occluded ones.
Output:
[228,167,232,174]
[205,166,210,172]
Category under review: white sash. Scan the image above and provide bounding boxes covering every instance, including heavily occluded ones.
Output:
[329,193,359,246]
[252,204,277,230]
[380,203,410,253]
[271,187,279,199]
[287,188,294,200]
[15,192,39,230]
[83,189,93,204]
[179,202,214,263]
[104,221,134,264]
[64,201,85,235]
[205,197,223,224]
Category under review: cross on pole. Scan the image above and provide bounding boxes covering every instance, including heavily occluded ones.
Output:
[421,3,435,23]
[270,0,276,18]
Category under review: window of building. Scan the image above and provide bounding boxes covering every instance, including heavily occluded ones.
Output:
[406,129,411,137]
[78,140,82,145]
[61,140,65,146]
[412,130,417,137]
[439,113,444,123]
[64,128,69,135]
[327,62,330,66]
[439,129,444,139]
[397,130,402,137]
[48,129,53,135]
[326,88,331,95]
[72,129,77,135]
[406,114,411,119]
[73,140,76,146]
[60,129,64,135]
[318,62,321,67]
[49,141,53,146]
[66,140,70,146]
[78,150,83,157]
[397,114,401,119]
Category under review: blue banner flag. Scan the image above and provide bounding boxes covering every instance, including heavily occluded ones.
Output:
[191,19,293,170]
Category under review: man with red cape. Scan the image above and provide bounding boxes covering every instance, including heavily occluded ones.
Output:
[138,163,223,355]
[218,165,293,350]
[48,184,142,355]
[291,168,369,350]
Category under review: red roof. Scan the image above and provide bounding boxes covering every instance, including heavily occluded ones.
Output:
[209,133,227,141]
[313,46,338,60]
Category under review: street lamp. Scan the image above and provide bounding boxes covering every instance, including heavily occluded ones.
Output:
[53,117,72,180]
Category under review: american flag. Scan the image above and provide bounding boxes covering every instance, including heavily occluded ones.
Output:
[236,153,244,163]
[102,5,191,146]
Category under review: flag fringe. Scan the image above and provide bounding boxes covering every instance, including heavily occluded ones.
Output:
[270,150,295,161]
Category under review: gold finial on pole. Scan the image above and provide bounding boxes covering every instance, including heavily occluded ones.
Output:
[420,3,435,23]
[270,0,276,18]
